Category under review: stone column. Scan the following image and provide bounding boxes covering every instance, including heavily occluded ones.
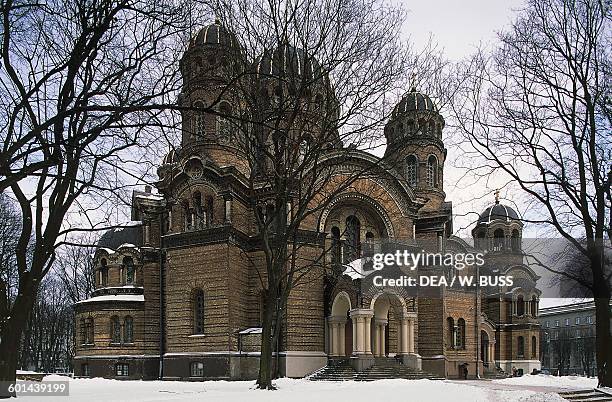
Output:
[400,317,409,354]
[328,317,345,357]
[374,319,387,357]
[489,341,496,363]
[339,321,346,357]
[364,315,372,354]
[349,309,375,371]
[408,318,415,353]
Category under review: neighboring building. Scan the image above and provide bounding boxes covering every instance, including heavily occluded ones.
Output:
[72,21,541,381]
[538,301,609,376]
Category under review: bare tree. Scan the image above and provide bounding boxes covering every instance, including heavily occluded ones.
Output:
[0,0,190,395]
[165,0,438,389]
[450,0,611,386]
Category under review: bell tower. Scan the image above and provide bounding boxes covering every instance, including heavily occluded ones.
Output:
[384,88,447,212]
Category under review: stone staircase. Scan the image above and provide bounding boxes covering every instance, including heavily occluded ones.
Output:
[309,358,444,381]
[558,389,612,402]
[483,366,509,379]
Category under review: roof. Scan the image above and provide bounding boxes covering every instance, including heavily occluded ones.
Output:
[97,222,143,250]
[256,43,323,81]
[75,294,145,304]
[393,88,437,116]
[190,20,239,49]
[478,202,520,225]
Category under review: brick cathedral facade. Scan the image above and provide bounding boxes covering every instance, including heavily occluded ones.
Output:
[73,21,541,381]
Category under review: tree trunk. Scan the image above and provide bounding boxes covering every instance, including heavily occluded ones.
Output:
[594,296,612,387]
[256,292,275,390]
[0,302,31,398]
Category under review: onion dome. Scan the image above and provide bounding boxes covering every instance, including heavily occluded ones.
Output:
[478,201,520,225]
[188,19,240,50]
[256,43,324,81]
[392,88,437,118]
[97,222,143,250]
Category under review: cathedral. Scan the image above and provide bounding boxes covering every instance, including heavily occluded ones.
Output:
[73,21,542,381]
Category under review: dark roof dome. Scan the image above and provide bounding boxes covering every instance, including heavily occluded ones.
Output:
[97,222,143,250]
[478,202,520,225]
[256,43,324,81]
[392,88,437,117]
[189,20,239,49]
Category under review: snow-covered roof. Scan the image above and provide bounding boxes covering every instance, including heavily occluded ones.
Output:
[239,327,262,334]
[75,294,144,304]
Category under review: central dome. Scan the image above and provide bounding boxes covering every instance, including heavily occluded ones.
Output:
[256,43,324,81]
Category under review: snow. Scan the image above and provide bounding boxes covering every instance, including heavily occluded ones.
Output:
[493,374,598,389]
[239,327,263,334]
[539,298,593,309]
[75,294,145,304]
[15,375,572,402]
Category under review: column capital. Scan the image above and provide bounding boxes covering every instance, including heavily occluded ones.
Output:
[349,308,374,319]
[328,316,347,324]
[374,318,388,326]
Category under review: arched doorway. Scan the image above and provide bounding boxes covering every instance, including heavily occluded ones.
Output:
[370,291,413,357]
[329,292,353,357]
[481,330,489,366]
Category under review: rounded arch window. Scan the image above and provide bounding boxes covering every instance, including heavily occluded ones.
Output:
[427,155,438,187]
[123,316,134,343]
[330,226,341,265]
[123,256,135,284]
[493,229,505,251]
[111,316,121,343]
[405,155,418,187]
[518,336,525,357]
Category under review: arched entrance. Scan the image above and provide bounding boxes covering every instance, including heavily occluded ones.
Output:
[370,291,414,357]
[329,292,353,357]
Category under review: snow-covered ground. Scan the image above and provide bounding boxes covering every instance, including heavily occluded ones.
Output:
[11,375,584,402]
[494,374,598,389]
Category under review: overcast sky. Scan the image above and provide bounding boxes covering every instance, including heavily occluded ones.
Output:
[402,0,526,60]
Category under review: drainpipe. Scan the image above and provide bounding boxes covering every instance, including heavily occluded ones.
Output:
[158,214,165,380]
[475,261,480,379]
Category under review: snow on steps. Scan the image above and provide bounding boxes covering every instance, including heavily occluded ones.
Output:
[309,358,444,382]
[558,389,612,402]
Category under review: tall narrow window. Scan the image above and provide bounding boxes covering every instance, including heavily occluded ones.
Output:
[344,215,361,262]
[447,317,455,348]
[124,257,135,284]
[493,229,505,251]
[517,336,525,357]
[331,226,341,265]
[427,155,437,187]
[193,192,204,229]
[111,316,121,343]
[80,318,86,345]
[531,295,537,317]
[100,258,108,286]
[183,200,192,231]
[218,102,232,140]
[511,229,520,251]
[457,318,466,349]
[194,289,205,334]
[531,336,537,357]
[517,295,525,316]
[405,155,417,187]
[87,318,94,344]
[193,102,205,140]
[206,196,214,226]
[123,316,133,343]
